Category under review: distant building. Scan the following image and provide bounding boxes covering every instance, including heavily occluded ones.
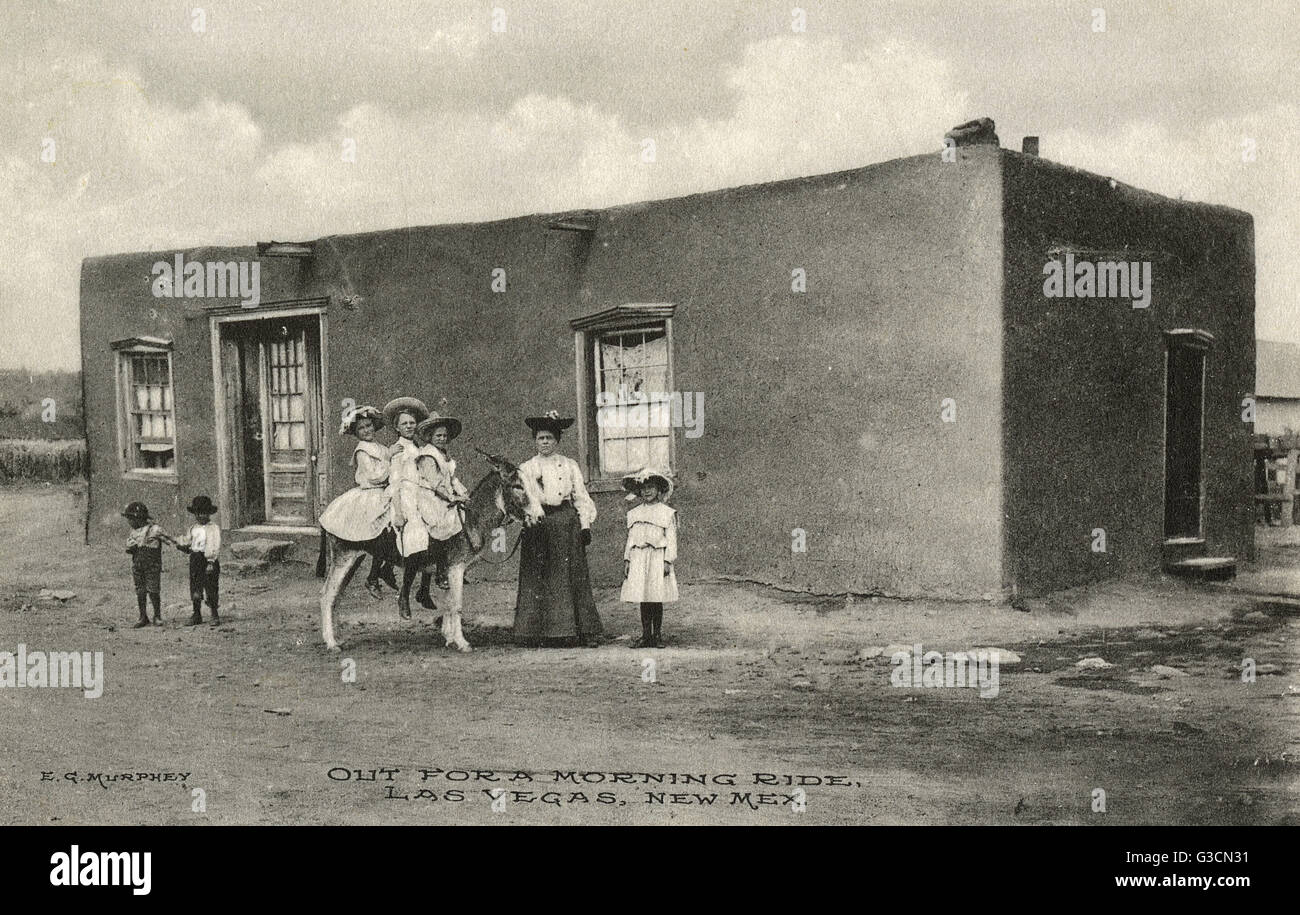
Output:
[78,137,1256,598]
[1254,339,1300,435]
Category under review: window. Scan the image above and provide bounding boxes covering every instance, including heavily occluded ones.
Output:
[593,325,672,475]
[113,338,176,475]
[570,303,676,482]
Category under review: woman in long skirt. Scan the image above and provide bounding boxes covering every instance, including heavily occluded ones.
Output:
[513,410,603,647]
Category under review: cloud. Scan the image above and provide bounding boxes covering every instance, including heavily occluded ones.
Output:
[0,32,1293,369]
[1048,105,1300,340]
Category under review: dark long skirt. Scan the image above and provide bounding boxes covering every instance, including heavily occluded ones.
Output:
[513,502,602,642]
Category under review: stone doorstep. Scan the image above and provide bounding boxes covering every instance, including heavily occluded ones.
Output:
[1164,556,1238,582]
[229,525,322,554]
[227,538,297,563]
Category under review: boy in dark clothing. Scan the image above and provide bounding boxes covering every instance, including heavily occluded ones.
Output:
[122,502,175,628]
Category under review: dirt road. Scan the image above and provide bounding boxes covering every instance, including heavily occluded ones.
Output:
[1,484,1296,824]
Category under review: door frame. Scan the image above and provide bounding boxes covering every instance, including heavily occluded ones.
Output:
[209,300,330,531]
[1161,328,1213,543]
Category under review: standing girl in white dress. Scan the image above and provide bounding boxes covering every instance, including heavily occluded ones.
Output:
[620,468,678,648]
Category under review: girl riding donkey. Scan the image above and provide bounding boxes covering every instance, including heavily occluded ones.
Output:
[317,405,399,599]
[318,438,544,651]
[395,413,480,606]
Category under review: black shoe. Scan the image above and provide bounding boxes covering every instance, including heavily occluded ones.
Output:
[415,591,436,610]
[185,613,204,626]
[152,616,163,626]
[132,618,151,629]
[210,614,221,626]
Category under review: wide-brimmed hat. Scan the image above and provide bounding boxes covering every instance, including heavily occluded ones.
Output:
[525,409,574,436]
[340,404,384,437]
[416,413,462,441]
[622,467,673,500]
[382,397,430,429]
[121,501,151,520]
[186,495,218,515]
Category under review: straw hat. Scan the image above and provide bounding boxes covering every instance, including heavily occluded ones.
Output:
[416,413,462,441]
[340,404,384,436]
[621,467,673,500]
[382,397,430,429]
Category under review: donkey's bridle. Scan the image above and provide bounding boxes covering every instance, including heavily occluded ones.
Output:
[471,463,530,564]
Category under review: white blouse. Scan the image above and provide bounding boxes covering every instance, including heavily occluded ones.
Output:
[353,441,390,488]
[415,447,469,501]
[185,522,222,560]
[519,453,597,529]
[624,502,677,562]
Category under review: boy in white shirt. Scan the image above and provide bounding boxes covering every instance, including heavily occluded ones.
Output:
[177,495,221,626]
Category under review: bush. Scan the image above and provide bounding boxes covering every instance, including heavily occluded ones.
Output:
[0,439,86,483]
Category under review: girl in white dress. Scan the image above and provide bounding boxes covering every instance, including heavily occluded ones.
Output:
[318,405,396,598]
[619,468,678,647]
[381,397,430,557]
[381,397,441,608]
[410,414,468,589]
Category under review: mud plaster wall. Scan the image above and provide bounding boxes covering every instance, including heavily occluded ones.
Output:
[1000,150,1256,595]
[574,150,1005,597]
[81,151,1006,596]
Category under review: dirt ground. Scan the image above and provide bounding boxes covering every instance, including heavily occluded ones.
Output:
[0,483,1296,825]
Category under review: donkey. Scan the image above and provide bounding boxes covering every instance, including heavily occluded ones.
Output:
[318,451,542,651]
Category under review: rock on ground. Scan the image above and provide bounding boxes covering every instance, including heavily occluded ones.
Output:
[973,647,1021,665]
[225,558,270,578]
[228,539,295,563]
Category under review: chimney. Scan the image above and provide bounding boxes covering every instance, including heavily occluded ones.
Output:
[1022,136,1040,156]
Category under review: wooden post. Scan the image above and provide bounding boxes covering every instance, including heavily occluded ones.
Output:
[1285,449,1299,527]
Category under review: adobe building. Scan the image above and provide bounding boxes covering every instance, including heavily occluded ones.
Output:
[1251,339,1300,526]
[78,131,1256,599]
[1254,339,1300,435]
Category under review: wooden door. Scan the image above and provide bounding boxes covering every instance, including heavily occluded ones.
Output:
[260,321,322,524]
[1164,343,1205,539]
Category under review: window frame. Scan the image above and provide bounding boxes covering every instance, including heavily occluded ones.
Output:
[112,337,179,482]
[570,303,677,489]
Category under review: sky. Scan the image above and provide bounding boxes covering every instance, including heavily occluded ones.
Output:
[1,0,1297,369]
